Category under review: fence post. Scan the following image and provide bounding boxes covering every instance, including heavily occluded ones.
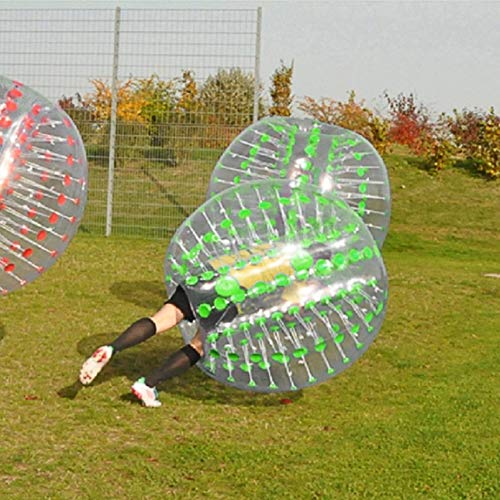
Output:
[106,6,121,237]
[252,6,262,124]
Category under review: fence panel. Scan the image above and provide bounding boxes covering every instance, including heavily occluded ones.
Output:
[0,7,260,238]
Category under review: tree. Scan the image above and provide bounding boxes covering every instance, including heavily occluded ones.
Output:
[269,60,293,116]
[176,70,199,118]
[199,67,259,127]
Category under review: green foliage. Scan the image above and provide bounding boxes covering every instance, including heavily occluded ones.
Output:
[199,67,258,127]
[298,91,392,155]
[416,113,457,172]
[446,108,500,178]
[473,109,500,178]
[176,70,199,119]
[268,60,294,116]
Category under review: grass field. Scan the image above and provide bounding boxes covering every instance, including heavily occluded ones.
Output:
[0,154,499,498]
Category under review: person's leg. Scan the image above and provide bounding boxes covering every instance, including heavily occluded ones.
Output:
[131,330,204,408]
[79,302,184,386]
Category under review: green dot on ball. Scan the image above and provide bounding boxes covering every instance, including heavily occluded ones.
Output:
[231,288,246,303]
[239,208,252,219]
[315,258,333,276]
[214,297,228,311]
[293,347,308,358]
[274,273,291,287]
[272,353,290,364]
[201,270,215,281]
[185,275,198,286]
[198,303,212,318]
[215,276,240,297]
[291,251,313,272]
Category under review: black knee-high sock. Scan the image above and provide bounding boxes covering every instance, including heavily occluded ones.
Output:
[110,317,157,353]
[144,344,201,387]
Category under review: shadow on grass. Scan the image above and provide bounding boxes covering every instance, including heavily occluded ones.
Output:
[109,280,166,309]
[139,164,191,220]
[58,331,302,407]
[0,323,5,344]
[400,154,433,173]
[453,158,493,179]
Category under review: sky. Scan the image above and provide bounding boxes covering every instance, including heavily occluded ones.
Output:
[1,0,499,116]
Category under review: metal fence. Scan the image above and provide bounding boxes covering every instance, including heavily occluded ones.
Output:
[0,7,262,238]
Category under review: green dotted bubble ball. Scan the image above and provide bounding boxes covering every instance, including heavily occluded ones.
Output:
[164,179,388,393]
[207,116,391,248]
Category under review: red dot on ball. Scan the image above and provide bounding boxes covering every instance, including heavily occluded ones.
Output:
[5,263,15,272]
[23,116,34,129]
[6,99,17,112]
[22,248,33,258]
[37,230,47,241]
[8,88,23,98]
[0,116,12,128]
[49,213,59,224]
[57,194,66,205]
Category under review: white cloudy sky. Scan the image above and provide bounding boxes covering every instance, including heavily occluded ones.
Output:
[1,0,498,115]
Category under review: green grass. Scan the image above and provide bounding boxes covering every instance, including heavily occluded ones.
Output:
[0,156,499,498]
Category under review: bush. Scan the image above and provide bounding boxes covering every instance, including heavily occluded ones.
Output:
[269,60,294,116]
[384,92,433,155]
[469,109,500,178]
[446,108,499,178]
[445,108,483,157]
[298,91,392,155]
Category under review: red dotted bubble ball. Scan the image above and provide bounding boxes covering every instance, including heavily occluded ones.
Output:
[0,76,88,295]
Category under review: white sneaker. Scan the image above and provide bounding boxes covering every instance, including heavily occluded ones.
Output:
[79,345,114,385]
[131,378,162,408]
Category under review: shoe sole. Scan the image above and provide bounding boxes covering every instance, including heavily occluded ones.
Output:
[131,385,161,408]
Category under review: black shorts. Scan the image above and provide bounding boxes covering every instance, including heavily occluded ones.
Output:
[166,284,238,329]
[165,285,195,322]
